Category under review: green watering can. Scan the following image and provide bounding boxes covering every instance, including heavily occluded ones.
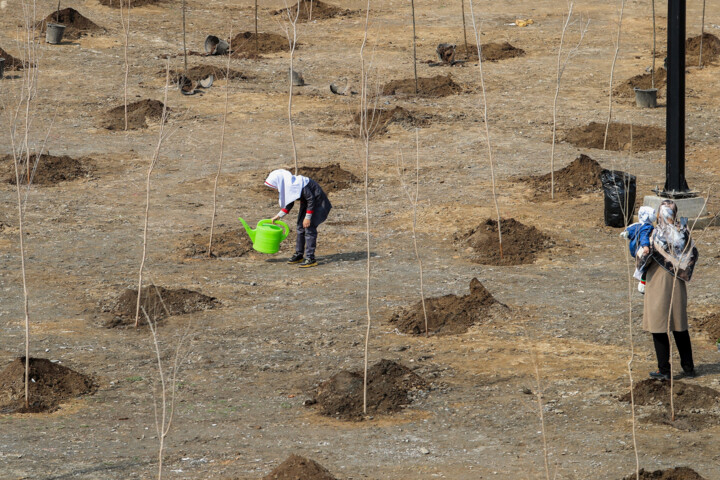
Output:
[238,218,290,254]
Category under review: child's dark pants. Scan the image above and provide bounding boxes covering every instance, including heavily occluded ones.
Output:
[652,331,694,375]
[296,224,318,259]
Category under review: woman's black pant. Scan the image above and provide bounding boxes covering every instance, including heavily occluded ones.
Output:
[652,330,694,375]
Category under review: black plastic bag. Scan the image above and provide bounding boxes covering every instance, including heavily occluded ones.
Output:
[601,169,637,227]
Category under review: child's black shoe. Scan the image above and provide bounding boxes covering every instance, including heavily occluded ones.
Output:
[299,258,318,268]
[288,253,304,264]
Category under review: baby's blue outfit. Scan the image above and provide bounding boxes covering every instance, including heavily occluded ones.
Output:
[626,222,653,258]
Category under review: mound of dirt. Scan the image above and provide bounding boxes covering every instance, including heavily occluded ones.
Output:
[521,154,604,199]
[686,33,720,66]
[353,106,431,138]
[100,99,167,130]
[390,278,503,335]
[181,229,254,258]
[0,357,96,413]
[301,164,359,193]
[2,153,91,185]
[615,69,667,98]
[311,359,427,420]
[462,42,525,62]
[455,218,554,266]
[620,379,720,411]
[230,32,289,56]
[263,455,338,480]
[97,0,162,7]
[622,467,706,480]
[103,286,218,327]
[562,122,665,152]
[272,0,352,22]
[37,8,103,40]
[693,312,720,343]
[382,75,462,97]
[0,46,25,70]
[163,65,247,84]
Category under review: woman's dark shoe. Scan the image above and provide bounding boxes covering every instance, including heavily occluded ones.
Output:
[299,258,318,268]
[649,371,671,380]
[288,253,304,264]
[677,369,697,379]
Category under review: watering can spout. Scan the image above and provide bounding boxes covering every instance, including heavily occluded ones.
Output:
[238,217,256,243]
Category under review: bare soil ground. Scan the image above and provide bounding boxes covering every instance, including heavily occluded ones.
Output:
[2,1,720,479]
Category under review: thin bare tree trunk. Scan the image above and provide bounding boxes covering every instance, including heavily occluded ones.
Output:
[120,0,131,131]
[397,133,428,337]
[56,0,60,21]
[461,0,469,59]
[359,0,372,416]
[604,0,626,151]
[11,152,31,409]
[652,0,656,88]
[135,65,171,328]
[411,0,418,95]
[551,6,572,201]
[182,0,187,75]
[533,355,551,480]
[255,0,259,52]
[209,32,233,257]
[551,5,588,200]
[468,0,502,259]
[699,0,706,67]
[282,1,301,174]
[309,0,314,22]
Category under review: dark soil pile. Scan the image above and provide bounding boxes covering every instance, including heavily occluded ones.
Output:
[311,359,427,420]
[181,229,254,258]
[164,65,247,84]
[562,122,665,152]
[455,218,554,266]
[98,0,162,7]
[621,380,720,431]
[0,46,25,70]
[301,164,359,193]
[615,69,667,98]
[0,357,96,413]
[272,0,352,22]
[622,467,706,480]
[686,33,720,66]
[459,42,525,62]
[37,8,103,40]
[382,75,462,97]
[229,32,289,56]
[103,286,218,327]
[353,106,431,138]
[2,154,90,185]
[263,455,338,480]
[621,379,720,411]
[100,99,167,130]
[521,154,604,199]
[694,312,720,343]
[390,278,501,335]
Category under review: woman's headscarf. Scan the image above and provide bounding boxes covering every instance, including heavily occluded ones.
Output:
[650,200,698,282]
[264,169,310,208]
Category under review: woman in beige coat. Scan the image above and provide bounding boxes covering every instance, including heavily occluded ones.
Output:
[643,200,698,380]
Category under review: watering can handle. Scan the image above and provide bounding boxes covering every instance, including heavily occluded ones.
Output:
[258,219,290,241]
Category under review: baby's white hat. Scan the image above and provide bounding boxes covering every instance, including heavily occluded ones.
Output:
[638,205,657,224]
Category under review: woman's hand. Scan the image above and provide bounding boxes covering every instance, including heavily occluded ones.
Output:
[642,246,650,256]
[271,214,280,224]
[303,218,311,228]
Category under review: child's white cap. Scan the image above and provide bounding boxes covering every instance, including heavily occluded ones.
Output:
[638,205,657,224]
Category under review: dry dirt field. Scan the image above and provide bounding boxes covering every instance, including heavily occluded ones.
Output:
[2,0,720,479]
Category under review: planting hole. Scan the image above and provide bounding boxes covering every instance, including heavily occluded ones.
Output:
[0,357,96,414]
[455,218,554,266]
[310,359,428,421]
[390,278,508,335]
